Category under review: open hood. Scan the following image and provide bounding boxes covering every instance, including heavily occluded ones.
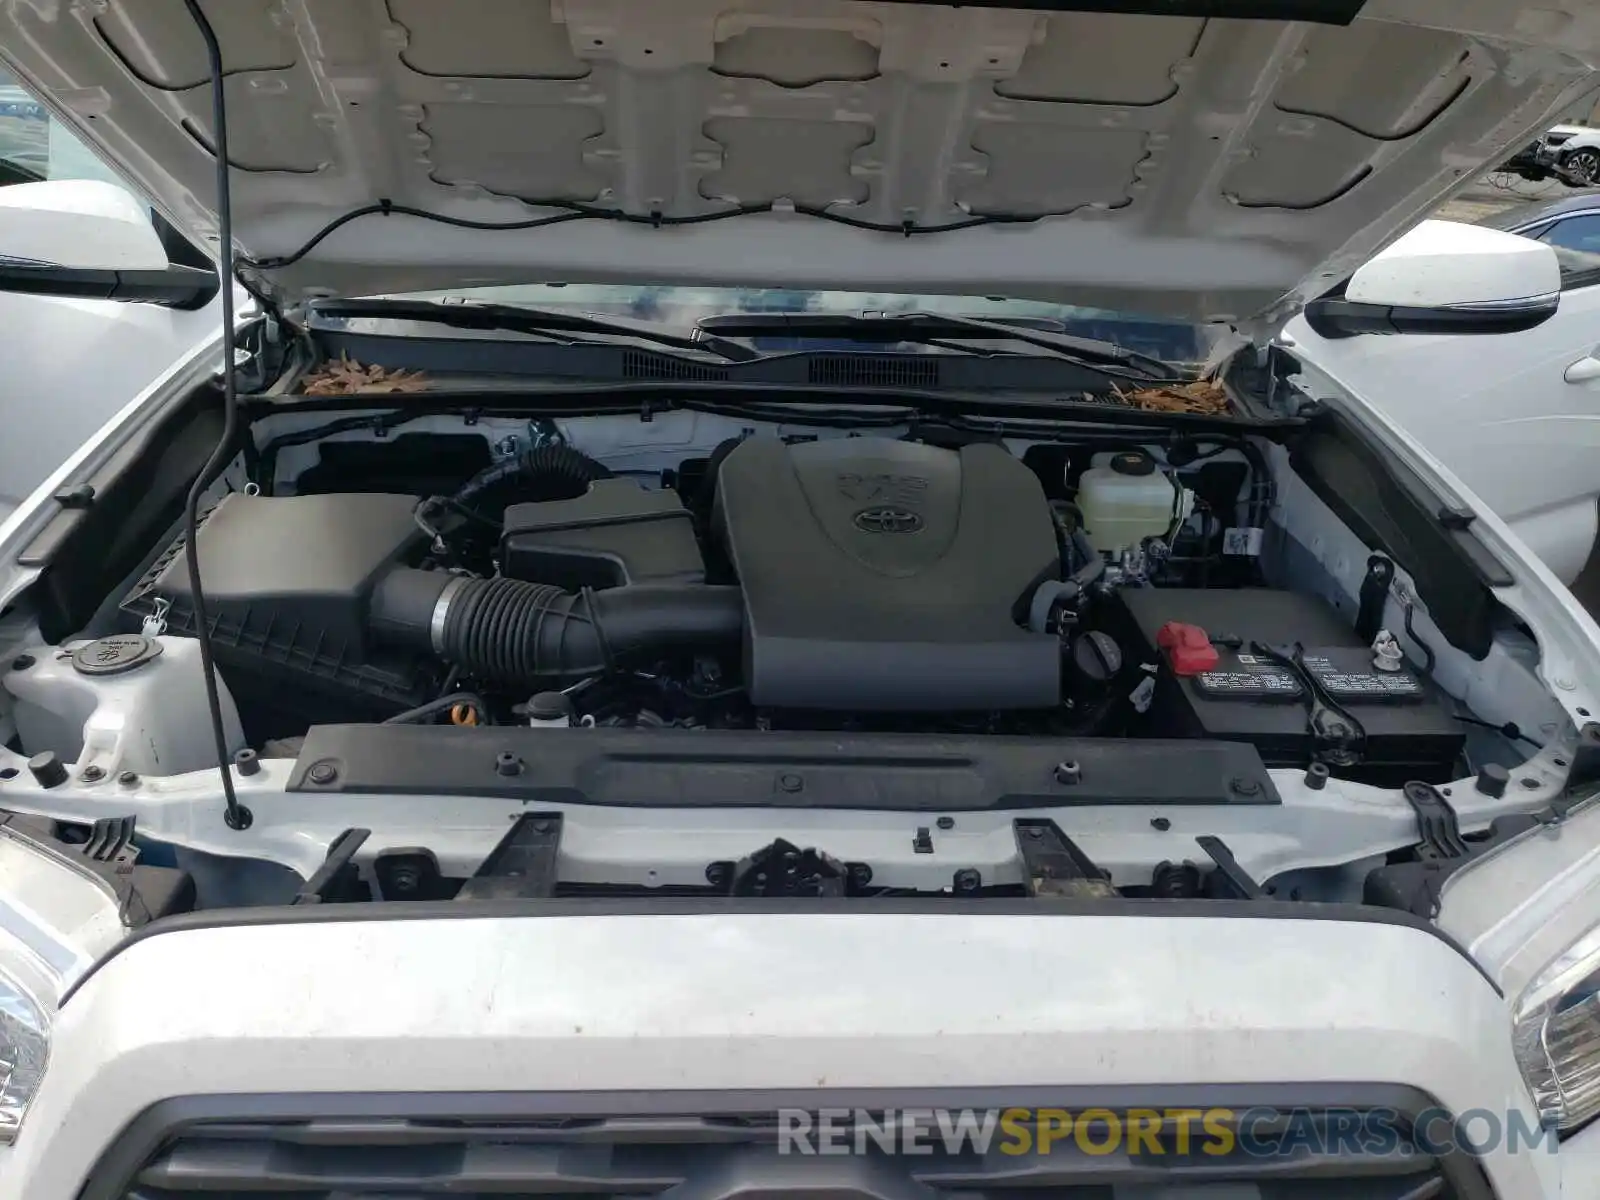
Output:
[2,0,1599,326]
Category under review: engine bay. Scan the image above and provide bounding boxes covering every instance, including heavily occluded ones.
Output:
[106,423,1470,781]
[0,402,1584,918]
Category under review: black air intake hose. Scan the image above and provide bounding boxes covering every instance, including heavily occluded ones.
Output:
[370,567,743,682]
[452,443,612,518]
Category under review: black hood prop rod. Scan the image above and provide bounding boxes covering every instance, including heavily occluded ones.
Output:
[181,0,251,831]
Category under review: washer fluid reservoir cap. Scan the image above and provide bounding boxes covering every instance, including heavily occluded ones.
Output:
[1109,451,1156,477]
[71,634,164,677]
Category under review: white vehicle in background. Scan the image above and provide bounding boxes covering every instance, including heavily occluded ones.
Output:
[0,68,223,523]
[7,2,1600,1199]
[1541,123,1600,185]
[1499,123,1600,184]
[1285,196,1600,586]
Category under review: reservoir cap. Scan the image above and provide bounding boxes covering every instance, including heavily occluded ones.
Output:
[1109,451,1157,477]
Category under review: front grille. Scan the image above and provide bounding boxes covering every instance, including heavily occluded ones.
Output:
[107,1107,1478,1199]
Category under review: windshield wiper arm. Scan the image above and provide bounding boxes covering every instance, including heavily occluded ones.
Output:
[308,298,759,362]
[696,311,1175,380]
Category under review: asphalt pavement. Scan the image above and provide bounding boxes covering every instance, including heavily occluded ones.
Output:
[1437,172,1585,222]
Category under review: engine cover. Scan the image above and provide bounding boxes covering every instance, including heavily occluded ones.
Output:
[714,438,1061,710]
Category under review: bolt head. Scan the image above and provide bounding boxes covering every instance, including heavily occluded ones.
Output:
[118,770,139,786]
[1054,760,1082,785]
[1150,816,1171,831]
[307,762,338,785]
[79,765,104,783]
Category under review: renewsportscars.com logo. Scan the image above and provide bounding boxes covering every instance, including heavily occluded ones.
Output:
[776,1107,1557,1157]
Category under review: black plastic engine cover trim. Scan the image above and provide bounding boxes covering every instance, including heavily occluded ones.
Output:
[21,386,227,642]
[285,725,1280,809]
[1288,410,1507,660]
[714,437,1062,711]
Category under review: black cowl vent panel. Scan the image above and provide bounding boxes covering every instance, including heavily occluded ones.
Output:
[715,438,1061,711]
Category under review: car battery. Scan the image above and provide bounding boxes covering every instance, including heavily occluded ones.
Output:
[1113,587,1465,776]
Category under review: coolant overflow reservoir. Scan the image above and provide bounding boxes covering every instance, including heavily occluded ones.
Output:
[1077,451,1192,554]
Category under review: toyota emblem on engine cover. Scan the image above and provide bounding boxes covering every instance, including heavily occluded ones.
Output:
[854,506,923,533]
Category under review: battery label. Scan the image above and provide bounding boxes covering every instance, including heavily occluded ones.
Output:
[1188,647,1424,703]
[1193,649,1303,701]
[1299,659,1427,704]
[1302,653,1424,701]
[1196,670,1302,695]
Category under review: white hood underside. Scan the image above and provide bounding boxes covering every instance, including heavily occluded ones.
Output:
[3,0,1600,324]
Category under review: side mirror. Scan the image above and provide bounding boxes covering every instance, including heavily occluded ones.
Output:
[1304,219,1560,338]
[0,179,218,309]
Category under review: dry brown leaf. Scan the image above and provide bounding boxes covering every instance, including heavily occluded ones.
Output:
[300,353,429,396]
[1110,378,1232,416]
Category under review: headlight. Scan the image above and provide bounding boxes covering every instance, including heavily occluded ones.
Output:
[0,974,47,1143]
[0,828,128,1146]
[1513,923,1600,1131]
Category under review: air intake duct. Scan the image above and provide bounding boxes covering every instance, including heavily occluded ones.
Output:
[370,567,742,683]
[451,444,613,520]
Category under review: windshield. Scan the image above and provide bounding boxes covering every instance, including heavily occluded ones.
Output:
[386,284,1222,365]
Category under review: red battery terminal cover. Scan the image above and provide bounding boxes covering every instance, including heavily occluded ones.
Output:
[1156,621,1219,676]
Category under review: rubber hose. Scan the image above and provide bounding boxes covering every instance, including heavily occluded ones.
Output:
[382,691,491,726]
[371,567,743,683]
[1026,531,1105,633]
[452,443,612,517]
[1068,529,1104,591]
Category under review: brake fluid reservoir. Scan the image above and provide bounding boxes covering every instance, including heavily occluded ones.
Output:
[1077,451,1191,553]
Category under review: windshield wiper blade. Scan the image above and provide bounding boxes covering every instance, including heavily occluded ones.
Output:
[696,311,1175,380]
[308,298,759,362]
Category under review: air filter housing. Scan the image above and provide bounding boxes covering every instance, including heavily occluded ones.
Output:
[120,492,436,724]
